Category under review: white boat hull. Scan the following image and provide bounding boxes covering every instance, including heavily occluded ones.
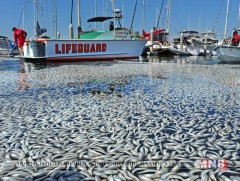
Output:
[186,46,201,56]
[20,39,147,61]
[0,49,9,55]
[215,45,240,62]
[167,45,190,55]
[0,49,19,56]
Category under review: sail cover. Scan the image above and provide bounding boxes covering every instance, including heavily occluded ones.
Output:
[36,21,47,36]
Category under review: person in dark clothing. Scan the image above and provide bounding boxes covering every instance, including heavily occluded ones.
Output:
[109,21,114,31]
[12,27,27,56]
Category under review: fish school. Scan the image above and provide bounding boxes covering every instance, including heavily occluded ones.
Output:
[55,43,107,54]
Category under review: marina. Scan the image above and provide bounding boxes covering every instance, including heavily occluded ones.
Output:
[0,56,240,180]
[1,0,240,180]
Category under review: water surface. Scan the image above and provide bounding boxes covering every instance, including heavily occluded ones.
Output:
[0,56,239,180]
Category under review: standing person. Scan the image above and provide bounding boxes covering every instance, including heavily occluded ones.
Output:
[109,21,114,31]
[232,31,240,46]
[12,27,27,56]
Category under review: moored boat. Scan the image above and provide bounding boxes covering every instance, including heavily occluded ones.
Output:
[215,44,240,63]
[0,36,19,56]
[18,16,147,61]
[163,31,199,56]
[190,32,218,56]
[215,30,240,63]
[215,0,240,63]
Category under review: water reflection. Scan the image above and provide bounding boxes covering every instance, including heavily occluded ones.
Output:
[0,55,221,93]
[15,60,166,98]
[18,62,30,91]
[140,55,220,64]
[0,55,220,74]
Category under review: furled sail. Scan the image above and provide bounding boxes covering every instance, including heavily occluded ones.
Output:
[36,21,47,36]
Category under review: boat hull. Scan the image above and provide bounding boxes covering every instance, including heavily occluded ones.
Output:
[0,49,9,55]
[167,45,190,56]
[20,39,147,61]
[216,45,240,63]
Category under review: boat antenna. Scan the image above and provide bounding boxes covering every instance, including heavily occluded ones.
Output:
[70,0,73,25]
[157,0,164,29]
[69,0,74,39]
[130,0,138,34]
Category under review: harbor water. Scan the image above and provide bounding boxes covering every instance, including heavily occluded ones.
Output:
[0,55,240,180]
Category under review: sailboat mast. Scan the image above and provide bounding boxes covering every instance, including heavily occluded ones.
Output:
[69,0,74,39]
[142,0,145,31]
[103,0,108,29]
[166,0,171,33]
[77,0,82,38]
[105,0,108,16]
[33,0,38,37]
[238,4,240,29]
[112,0,115,35]
[95,0,97,29]
[55,1,58,38]
[224,0,230,38]
[112,0,115,17]
[52,0,58,38]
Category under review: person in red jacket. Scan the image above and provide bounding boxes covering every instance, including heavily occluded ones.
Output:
[232,31,240,46]
[12,27,27,56]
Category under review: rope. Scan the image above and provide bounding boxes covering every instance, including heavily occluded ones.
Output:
[130,0,138,33]
[18,6,24,28]
[212,0,225,32]
[157,0,165,29]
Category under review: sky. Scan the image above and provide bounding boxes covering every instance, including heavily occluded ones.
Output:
[0,0,240,41]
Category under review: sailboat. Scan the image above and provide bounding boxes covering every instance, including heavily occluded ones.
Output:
[18,0,147,61]
[215,30,240,62]
[215,0,240,63]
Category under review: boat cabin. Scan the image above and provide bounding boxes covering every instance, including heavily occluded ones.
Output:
[200,32,218,44]
[79,9,131,41]
[173,31,200,46]
[0,36,9,49]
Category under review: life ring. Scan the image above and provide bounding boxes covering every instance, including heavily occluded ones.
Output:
[163,42,169,47]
